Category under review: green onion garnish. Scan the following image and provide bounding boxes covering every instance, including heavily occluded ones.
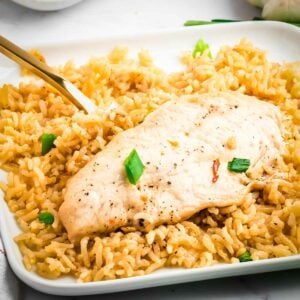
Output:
[192,38,212,58]
[227,158,250,173]
[38,212,54,225]
[124,149,145,185]
[41,133,57,155]
[238,250,252,263]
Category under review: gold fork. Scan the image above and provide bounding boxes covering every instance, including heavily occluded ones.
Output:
[0,35,97,114]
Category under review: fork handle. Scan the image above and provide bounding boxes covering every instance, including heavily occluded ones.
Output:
[0,35,96,113]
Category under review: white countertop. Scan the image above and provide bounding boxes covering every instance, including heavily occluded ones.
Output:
[0,0,261,45]
[0,0,299,299]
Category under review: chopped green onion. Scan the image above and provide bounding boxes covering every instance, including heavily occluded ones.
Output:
[238,250,252,262]
[192,38,212,59]
[124,149,145,185]
[227,158,250,173]
[38,212,54,225]
[41,133,57,155]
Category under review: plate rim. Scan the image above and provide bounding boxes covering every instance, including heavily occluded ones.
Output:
[9,20,300,49]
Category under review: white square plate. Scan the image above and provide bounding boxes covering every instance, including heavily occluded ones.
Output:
[0,21,300,296]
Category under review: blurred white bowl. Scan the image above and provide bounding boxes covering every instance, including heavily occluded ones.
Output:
[10,0,83,11]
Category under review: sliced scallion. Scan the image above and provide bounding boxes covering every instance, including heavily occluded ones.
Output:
[38,212,54,225]
[192,38,212,58]
[227,158,250,173]
[41,133,57,155]
[238,250,252,262]
[124,149,145,185]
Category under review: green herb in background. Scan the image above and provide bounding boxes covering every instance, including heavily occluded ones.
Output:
[41,133,57,155]
[184,18,300,27]
[184,20,215,26]
[124,149,145,185]
[239,250,253,262]
[193,38,212,58]
[38,212,54,225]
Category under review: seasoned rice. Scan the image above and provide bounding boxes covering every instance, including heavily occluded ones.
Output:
[0,39,299,281]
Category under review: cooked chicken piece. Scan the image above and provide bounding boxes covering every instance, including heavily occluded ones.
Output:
[59,92,285,243]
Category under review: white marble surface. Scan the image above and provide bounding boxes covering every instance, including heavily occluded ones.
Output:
[0,0,299,299]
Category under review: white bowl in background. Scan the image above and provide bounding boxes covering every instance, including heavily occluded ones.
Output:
[10,0,83,11]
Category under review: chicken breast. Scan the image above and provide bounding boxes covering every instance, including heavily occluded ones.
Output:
[59,92,285,243]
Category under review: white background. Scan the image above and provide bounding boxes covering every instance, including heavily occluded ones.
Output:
[0,0,300,299]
